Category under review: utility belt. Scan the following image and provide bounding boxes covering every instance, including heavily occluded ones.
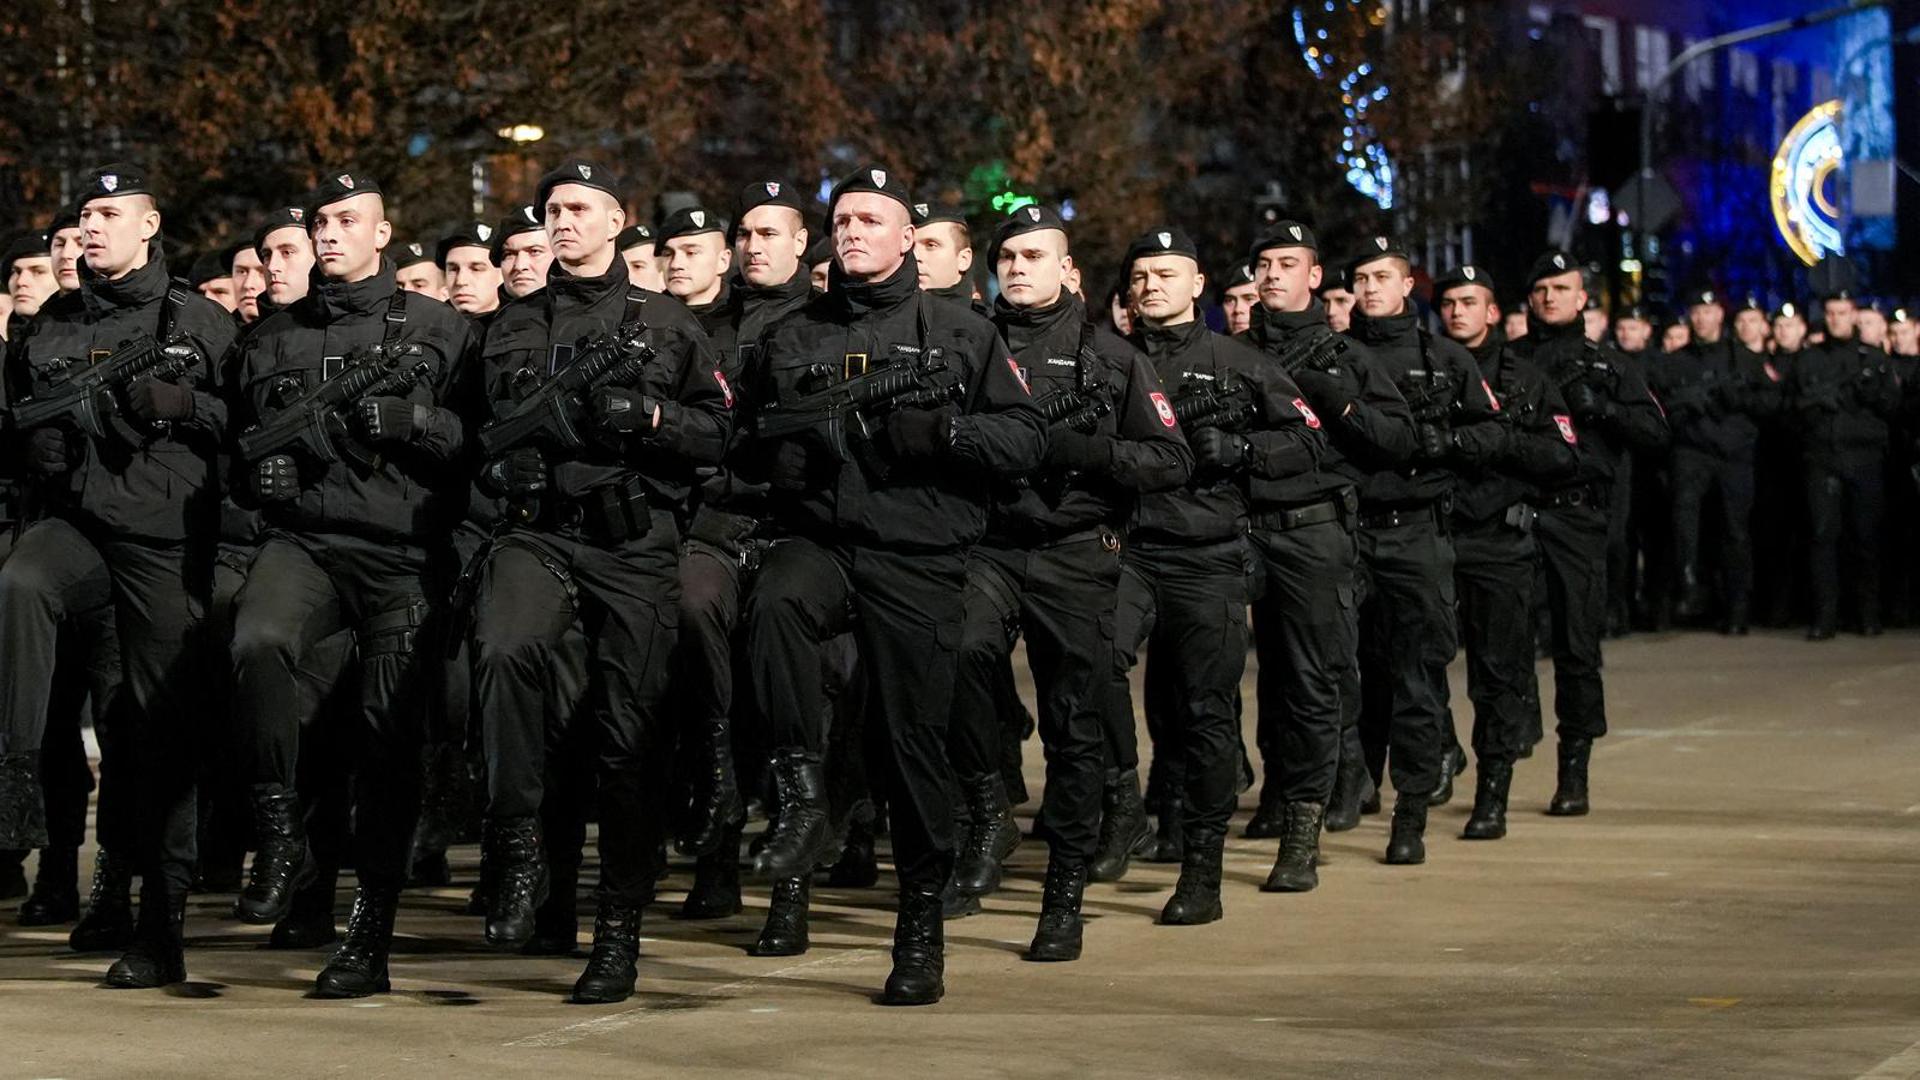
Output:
[547,476,654,545]
[1537,483,1609,511]
[1357,495,1449,532]
[988,520,1120,552]
[1248,488,1356,534]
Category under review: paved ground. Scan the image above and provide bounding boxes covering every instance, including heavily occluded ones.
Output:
[1,628,1917,1079]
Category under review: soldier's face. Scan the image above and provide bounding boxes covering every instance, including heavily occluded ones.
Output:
[197,276,237,312]
[622,245,665,291]
[1253,246,1320,314]
[995,229,1070,310]
[443,245,502,315]
[1823,299,1858,340]
[1437,285,1497,348]
[260,226,315,306]
[1891,319,1918,356]
[78,194,159,280]
[1109,290,1133,336]
[834,194,913,283]
[1128,254,1203,326]
[231,247,266,321]
[311,193,390,282]
[1528,270,1586,327]
[1322,288,1355,332]
[395,262,447,300]
[1857,309,1888,347]
[810,260,830,291]
[1661,324,1691,352]
[1733,310,1769,349]
[544,184,623,270]
[8,256,57,318]
[49,228,84,292]
[1352,257,1413,319]
[501,232,554,298]
[912,222,972,291]
[1583,308,1608,342]
[1221,282,1258,334]
[1687,303,1725,342]
[664,232,730,305]
[1615,317,1652,351]
[1772,315,1807,352]
[1503,309,1529,340]
[738,206,805,288]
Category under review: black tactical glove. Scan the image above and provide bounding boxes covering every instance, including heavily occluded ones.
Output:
[591,387,663,434]
[128,378,196,422]
[27,427,78,474]
[253,454,301,502]
[766,440,812,492]
[1566,381,1612,422]
[1046,431,1113,472]
[1293,367,1358,414]
[481,447,549,499]
[1191,427,1250,472]
[882,406,953,458]
[355,396,427,443]
[1414,421,1449,460]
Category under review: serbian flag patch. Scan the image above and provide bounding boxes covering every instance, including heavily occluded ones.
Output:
[1150,391,1177,428]
[1553,413,1578,445]
[1482,378,1501,410]
[713,370,734,408]
[1007,358,1030,394]
[1293,397,1321,429]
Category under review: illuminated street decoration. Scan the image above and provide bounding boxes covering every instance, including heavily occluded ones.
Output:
[1293,2,1394,210]
[1769,99,1845,267]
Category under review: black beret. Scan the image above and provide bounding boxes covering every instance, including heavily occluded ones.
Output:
[1617,303,1653,322]
[392,239,435,270]
[992,203,1066,248]
[535,160,621,215]
[1346,235,1411,277]
[803,230,833,268]
[436,221,496,267]
[1734,292,1765,314]
[911,200,969,228]
[0,231,46,279]
[1772,301,1806,321]
[75,162,155,210]
[1250,220,1318,261]
[1526,250,1581,287]
[658,206,725,244]
[1433,264,1495,297]
[1219,263,1256,290]
[828,165,911,216]
[735,179,806,220]
[186,250,229,287]
[1319,266,1352,293]
[616,224,656,252]
[306,170,383,217]
[44,210,78,244]
[1123,226,1199,267]
[1680,286,1721,308]
[1892,306,1913,325]
[490,205,544,261]
[252,206,309,254]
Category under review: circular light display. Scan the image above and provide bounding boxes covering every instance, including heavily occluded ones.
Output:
[1770,99,1845,267]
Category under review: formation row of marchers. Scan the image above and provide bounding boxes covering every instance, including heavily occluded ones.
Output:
[0,158,1892,1008]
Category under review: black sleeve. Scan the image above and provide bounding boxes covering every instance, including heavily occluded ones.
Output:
[1332,354,1417,469]
[1102,350,1192,494]
[947,327,1047,476]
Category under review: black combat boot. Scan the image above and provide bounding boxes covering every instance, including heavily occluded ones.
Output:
[940,872,981,919]
[879,883,945,1006]
[1159,836,1224,926]
[824,811,879,888]
[313,885,401,998]
[752,748,832,880]
[104,886,186,989]
[19,845,80,926]
[952,773,1020,896]
[0,753,48,853]
[571,898,642,1004]
[1261,801,1324,892]
[69,848,135,952]
[1547,737,1592,816]
[485,816,549,948]
[751,876,811,957]
[1384,795,1428,865]
[1463,759,1514,840]
[678,718,745,858]
[680,824,743,919]
[1136,795,1185,864]
[1324,727,1373,833]
[1242,782,1285,840]
[235,785,315,925]
[1428,742,1466,807]
[1089,768,1152,883]
[523,857,581,956]
[1024,856,1087,962]
[269,866,340,949]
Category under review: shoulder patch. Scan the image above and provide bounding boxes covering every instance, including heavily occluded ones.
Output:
[1553,413,1578,446]
[1292,397,1321,429]
[1150,391,1176,428]
[1007,357,1030,394]
[1481,378,1501,411]
[713,369,734,408]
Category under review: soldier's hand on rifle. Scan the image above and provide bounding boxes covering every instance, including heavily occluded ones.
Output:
[1191,427,1249,472]
[253,454,301,502]
[1293,367,1357,414]
[356,397,428,444]
[27,427,78,474]
[128,377,195,422]
[590,387,662,434]
[1046,431,1113,472]
[481,447,549,500]
[882,406,953,458]
[766,440,812,492]
[1413,421,1449,460]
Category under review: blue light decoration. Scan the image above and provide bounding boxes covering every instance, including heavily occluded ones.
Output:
[1769,100,1845,266]
[1293,3,1394,210]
